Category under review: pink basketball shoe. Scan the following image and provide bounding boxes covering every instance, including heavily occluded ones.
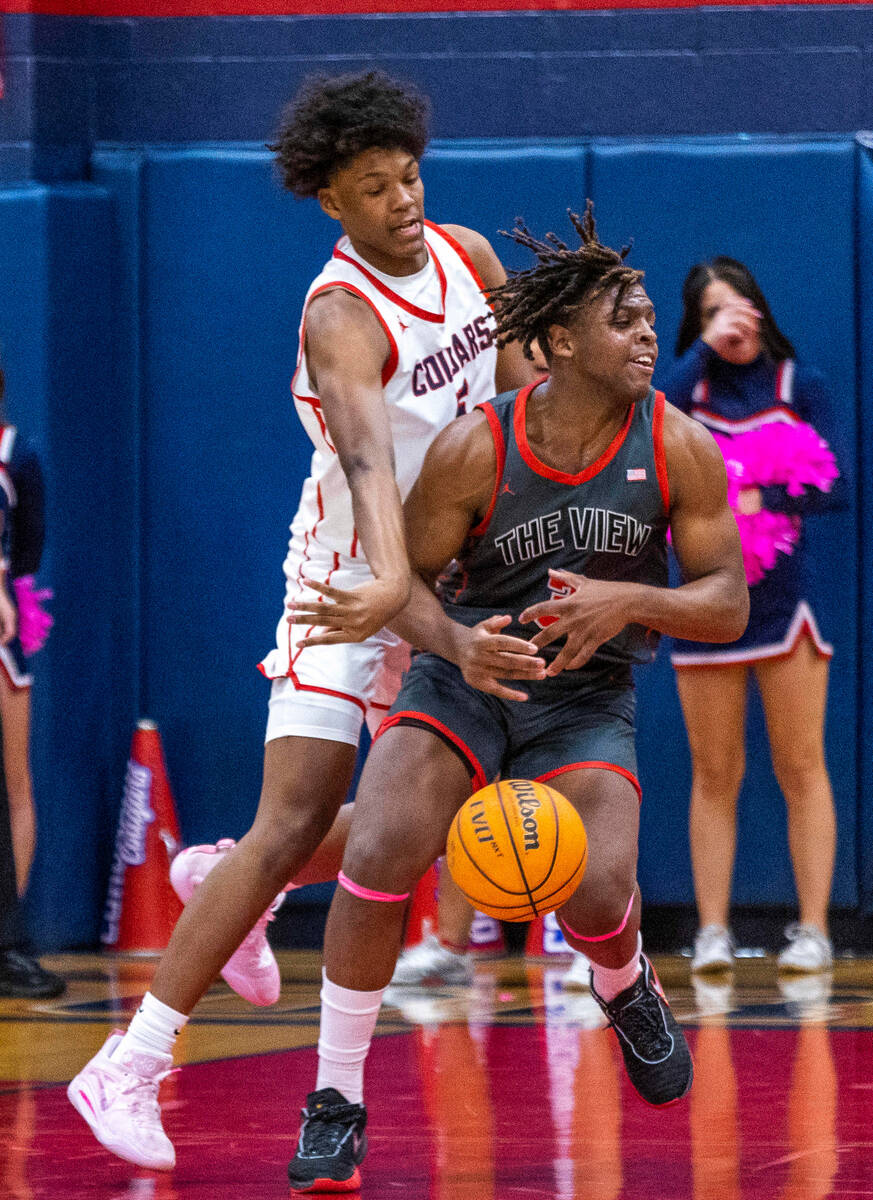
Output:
[169,839,284,1006]
[67,1030,175,1170]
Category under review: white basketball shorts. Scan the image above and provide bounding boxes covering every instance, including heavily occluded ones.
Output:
[259,536,410,746]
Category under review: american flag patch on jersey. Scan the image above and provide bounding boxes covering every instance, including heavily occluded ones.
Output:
[626,468,647,481]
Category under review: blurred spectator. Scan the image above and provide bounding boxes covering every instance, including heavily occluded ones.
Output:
[663,257,846,975]
[0,359,63,998]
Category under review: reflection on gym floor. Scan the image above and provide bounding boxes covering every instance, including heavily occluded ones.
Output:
[1,951,871,1199]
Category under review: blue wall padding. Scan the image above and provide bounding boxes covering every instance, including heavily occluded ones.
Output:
[857,141,873,914]
[590,139,858,905]
[0,134,868,948]
[6,10,873,184]
[131,150,323,841]
[0,183,133,949]
[90,148,149,722]
[422,142,589,272]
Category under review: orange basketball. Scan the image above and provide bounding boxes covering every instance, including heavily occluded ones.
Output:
[445,779,588,922]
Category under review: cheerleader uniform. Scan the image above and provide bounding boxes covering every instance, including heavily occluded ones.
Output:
[664,340,846,666]
[0,425,46,689]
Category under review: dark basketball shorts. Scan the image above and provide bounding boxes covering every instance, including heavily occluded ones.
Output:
[375,652,641,801]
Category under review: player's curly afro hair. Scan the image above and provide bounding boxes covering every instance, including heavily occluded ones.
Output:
[269,70,430,198]
[490,201,644,363]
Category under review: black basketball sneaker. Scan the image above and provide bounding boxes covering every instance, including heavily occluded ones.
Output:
[287,1087,368,1193]
[591,954,694,1106]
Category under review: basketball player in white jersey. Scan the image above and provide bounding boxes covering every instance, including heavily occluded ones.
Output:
[67,70,537,1170]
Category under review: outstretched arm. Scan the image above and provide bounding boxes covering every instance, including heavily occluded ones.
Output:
[523,405,749,673]
[297,288,412,644]
[294,409,546,699]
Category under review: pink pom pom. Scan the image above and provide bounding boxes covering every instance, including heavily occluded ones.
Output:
[712,420,838,585]
[12,575,54,656]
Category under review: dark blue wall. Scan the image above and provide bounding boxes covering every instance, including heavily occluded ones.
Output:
[858,138,873,915]
[0,183,138,948]
[0,131,868,949]
[4,9,873,183]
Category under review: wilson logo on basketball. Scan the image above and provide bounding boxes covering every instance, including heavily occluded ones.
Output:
[512,780,542,850]
[446,779,588,922]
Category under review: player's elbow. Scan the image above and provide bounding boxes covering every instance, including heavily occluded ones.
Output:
[710,584,750,643]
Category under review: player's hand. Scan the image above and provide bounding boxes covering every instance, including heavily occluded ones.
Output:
[287,575,410,646]
[520,569,630,674]
[701,297,761,358]
[455,614,547,702]
[0,585,17,646]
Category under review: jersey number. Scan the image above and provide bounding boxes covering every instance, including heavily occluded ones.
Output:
[533,577,575,630]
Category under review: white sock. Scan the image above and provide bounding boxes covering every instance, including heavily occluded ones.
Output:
[315,970,385,1105]
[591,932,643,1002]
[121,991,189,1059]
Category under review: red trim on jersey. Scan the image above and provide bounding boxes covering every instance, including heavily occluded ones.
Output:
[690,404,802,430]
[537,760,642,803]
[254,665,368,716]
[374,711,488,790]
[773,359,796,404]
[284,675,367,714]
[514,382,635,485]
[288,299,337,444]
[293,394,334,450]
[0,425,16,467]
[332,246,447,325]
[469,401,507,538]
[424,220,488,296]
[299,281,399,389]
[652,391,670,514]
[0,649,32,693]
[350,529,359,559]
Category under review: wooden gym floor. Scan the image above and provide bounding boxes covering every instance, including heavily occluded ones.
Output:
[1,949,872,1199]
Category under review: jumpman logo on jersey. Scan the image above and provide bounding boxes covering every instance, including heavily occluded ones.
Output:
[501,482,515,496]
[397,318,409,333]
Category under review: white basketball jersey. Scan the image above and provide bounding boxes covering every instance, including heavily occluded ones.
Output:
[289,220,498,560]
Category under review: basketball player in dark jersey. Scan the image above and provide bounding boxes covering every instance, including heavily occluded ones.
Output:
[285,205,749,1193]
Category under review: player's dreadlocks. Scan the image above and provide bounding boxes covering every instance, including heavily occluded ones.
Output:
[269,70,430,199]
[490,201,644,363]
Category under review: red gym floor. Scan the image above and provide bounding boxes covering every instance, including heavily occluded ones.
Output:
[2,951,872,1199]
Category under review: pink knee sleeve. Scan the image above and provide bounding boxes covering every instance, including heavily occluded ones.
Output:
[559,891,635,943]
[337,870,410,903]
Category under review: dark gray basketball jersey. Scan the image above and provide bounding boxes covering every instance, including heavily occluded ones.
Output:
[441,381,670,676]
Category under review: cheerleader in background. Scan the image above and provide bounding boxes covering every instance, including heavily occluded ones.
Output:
[663,257,848,975]
[0,358,62,998]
